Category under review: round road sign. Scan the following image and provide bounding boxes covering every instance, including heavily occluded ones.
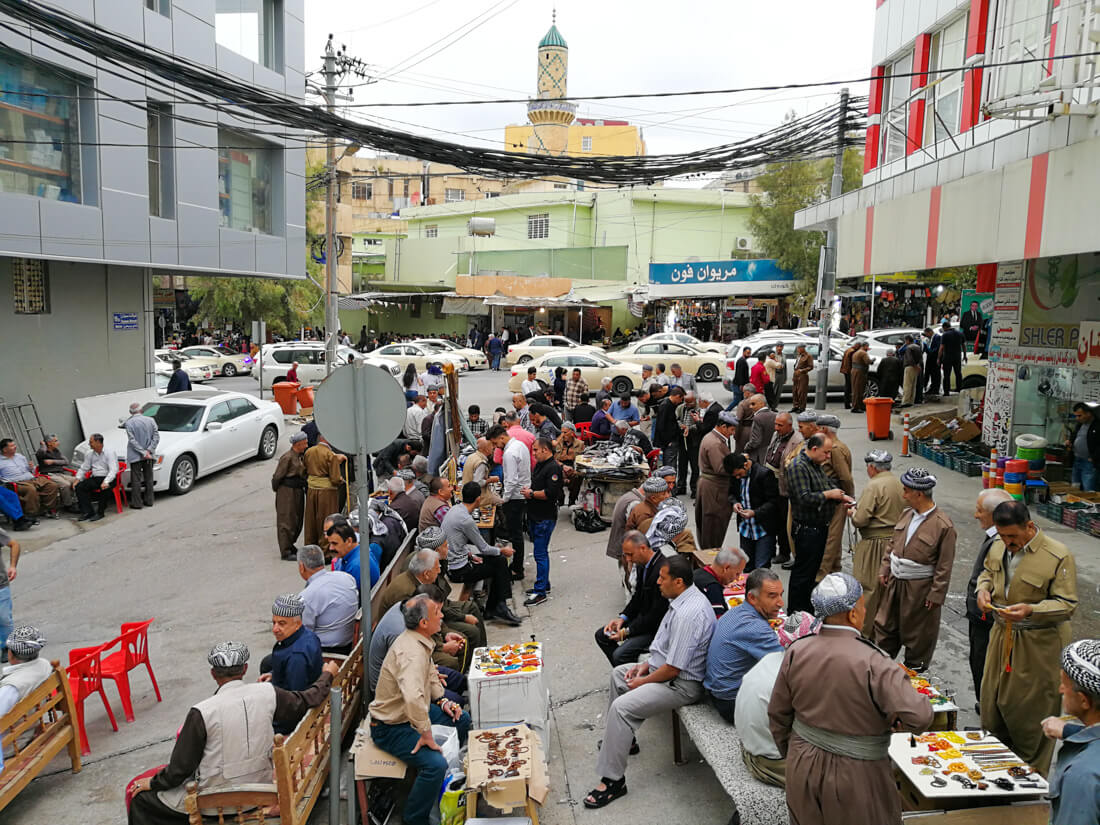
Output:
[313,362,406,455]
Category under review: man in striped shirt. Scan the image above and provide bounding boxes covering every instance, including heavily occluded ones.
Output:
[584,554,716,809]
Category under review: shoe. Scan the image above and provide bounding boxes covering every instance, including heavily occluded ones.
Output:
[130,504,143,510]
[524,593,548,607]
[772,554,790,565]
[77,513,93,522]
[12,517,32,531]
[524,586,551,596]
[88,513,104,522]
[781,558,796,570]
[511,571,525,582]
[489,606,523,626]
[46,510,60,519]
[583,777,628,809]
[281,552,298,561]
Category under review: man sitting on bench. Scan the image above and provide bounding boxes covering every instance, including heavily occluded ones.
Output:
[595,531,668,666]
[0,624,52,770]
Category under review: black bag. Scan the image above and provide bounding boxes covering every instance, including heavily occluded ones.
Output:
[571,507,608,533]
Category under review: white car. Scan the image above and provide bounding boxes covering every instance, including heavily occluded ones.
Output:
[504,335,603,366]
[177,345,255,377]
[255,342,401,390]
[153,352,212,383]
[794,326,854,345]
[413,338,489,370]
[372,342,467,373]
[72,390,283,495]
[632,332,724,355]
[612,340,724,382]
[723,337,881,401]
[508,351,645,396]
[852,328,925,360]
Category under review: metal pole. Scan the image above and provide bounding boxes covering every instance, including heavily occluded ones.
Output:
[329,687,343,825]
[352,362,374,713]
[814,87,849,410]
[869,272,877,330]
[323,36,339,376]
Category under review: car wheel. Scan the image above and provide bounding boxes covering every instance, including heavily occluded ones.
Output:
[961,375,986,390]
[865,379,880,398]
[518,355,532,364]
[222,363,237,377]
[697,364,719,382]
[169,454,196,495]
[258,425,278,459]
[611,376,633,395]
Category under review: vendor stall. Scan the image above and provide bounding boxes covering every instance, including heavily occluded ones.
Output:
[573,446,649,518]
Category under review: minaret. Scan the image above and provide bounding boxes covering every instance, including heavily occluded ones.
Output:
[526,11,575,156]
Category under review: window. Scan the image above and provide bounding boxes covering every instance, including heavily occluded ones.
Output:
[11,258,49,314]
[637,344,662,354]
[485,192,499,198]
[228,398,256,417]
[581,136,592,152]
[403,178,410,198]
[147,103,174,218]
[880,51,913,164]
[351,181,372,200]
[145,0,170,14]
[527,212,550,239]
[215,0,282,70]
[0,50,83,202]
[218,130,274,234]
[207,401,235,425]
[424,224,438,238]
[553,183,569,190]
[991,0,1055,101]
[925,16,967,145]
[445,188,465,202]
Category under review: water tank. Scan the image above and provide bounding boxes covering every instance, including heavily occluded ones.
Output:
[467,217,496,236]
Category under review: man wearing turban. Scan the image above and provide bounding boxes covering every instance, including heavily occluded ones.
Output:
[847,451,905,636]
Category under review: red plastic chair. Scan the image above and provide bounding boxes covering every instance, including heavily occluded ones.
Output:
[68,644,119,755]
[101,619,162,723]
[79,461,128,513]
[574,421,593,443]
[646,449,661,473]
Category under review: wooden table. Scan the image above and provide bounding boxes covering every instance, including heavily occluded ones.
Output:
[476,504,496,530]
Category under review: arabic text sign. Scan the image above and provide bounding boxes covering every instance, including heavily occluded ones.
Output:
[112,312,138,331]
[648,259,794,287]
[1078,322,1100,370]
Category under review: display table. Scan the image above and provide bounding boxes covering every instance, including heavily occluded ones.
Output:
[889,731,1049,822]
[573,454,648,518]
[901,666,960,730]
[468,643,549,732]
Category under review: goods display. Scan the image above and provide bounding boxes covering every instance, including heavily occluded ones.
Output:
[901,665,958,712]
[468,643,549,731]
[471,642,543,677]
[890,731,1048,799]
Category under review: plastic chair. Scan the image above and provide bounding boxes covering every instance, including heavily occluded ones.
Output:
[646,449,661,473]
[574,421,593,443]
[68,644,119,755]
[101,619,162,723]
[81,462,128,514]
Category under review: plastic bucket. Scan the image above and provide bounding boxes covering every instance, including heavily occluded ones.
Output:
[864,397,893,440]
[296,386,315,413]
[272,381,300,415]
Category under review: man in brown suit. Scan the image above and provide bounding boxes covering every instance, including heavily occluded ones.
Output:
[695,412,736,548]
[872,468,957,672]
[850,341,871,413]
[627,476,670,534]
[271,432,308,561]
[815,416,854,582]
[840,340,860,409]
[743,395,776,467]
[769,572,934,825]
[303,436,345,547]
[790,343,814,413]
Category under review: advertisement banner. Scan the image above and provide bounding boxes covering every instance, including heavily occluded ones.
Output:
[1078,321,1100,371]
[960,290,993,345]
[1020,253,1100,350]
[982,362,1017,454]
[647,259,794,298]
[993,261,1023,321]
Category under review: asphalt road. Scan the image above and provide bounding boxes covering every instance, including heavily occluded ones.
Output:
[7,366,1098,824]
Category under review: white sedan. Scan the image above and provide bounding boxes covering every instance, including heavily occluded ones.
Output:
[373,342,467,373]
[177,345,255,377]
[153,352,212,383]
[612,340,724,382]
[504,335,604,366]
[413,338,489,370]
[73,390,283,495]
[508,351,645,396]
[633,332,724,355]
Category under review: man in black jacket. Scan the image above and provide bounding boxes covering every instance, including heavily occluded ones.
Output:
[652,386,685,478]
[727,347,753,411]
[594,531,668,665]
[373,438,421,480]
[1067,402,1100,491]
[725,452,781,572]
[966,489,1013,705]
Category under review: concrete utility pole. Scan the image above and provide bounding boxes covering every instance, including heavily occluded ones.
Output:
[814,87,849,410]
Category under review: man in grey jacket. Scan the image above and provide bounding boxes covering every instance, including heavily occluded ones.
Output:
[123,403,159,509]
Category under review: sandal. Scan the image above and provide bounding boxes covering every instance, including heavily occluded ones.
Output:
[583,777,627,809]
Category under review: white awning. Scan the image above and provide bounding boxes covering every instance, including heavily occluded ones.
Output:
[441,297,490,315]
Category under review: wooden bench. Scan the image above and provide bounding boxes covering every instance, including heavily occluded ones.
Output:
[672,702,786,825]
[0,660,82,813]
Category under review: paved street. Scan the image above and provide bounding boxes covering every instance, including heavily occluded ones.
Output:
[7,368,1099,824]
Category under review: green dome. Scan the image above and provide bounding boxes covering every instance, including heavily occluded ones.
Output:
[539,24,567,49]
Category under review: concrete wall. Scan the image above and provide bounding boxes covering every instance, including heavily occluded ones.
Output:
[338,306,469,338]
[0,260,149,450]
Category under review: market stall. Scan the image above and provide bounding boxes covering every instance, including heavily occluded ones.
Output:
[573,445,649,518]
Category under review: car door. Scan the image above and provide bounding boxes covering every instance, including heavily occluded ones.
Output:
[227,397,263,460]
[375,345,406,370]
[541,355,570,385]
[569,354,607,388]
[296,349,325,384]
[663,343,699,374]
[198,401,238,472]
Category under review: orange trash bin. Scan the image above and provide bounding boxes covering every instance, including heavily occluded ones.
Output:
[272,381,300,415]
[864,397,894,441]
[296,386,315,414]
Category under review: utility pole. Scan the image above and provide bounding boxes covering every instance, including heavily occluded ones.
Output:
[814,87,849,410]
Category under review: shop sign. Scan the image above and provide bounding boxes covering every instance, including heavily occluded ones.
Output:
[988,345,1078,367]
[993,261,1023,321]
[1077,322,1100,370]
[112,312,138,331]
[983,362,1016,453]
[647,259,793,298]
[988,321,1020,348]
[1018,254,1100,351]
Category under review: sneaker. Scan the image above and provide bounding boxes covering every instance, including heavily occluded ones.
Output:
[524,586,551,596]
[524,593,548,607]
[781,558,796,570]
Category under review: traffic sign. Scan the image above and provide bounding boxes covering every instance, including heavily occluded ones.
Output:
[313,362,405,455]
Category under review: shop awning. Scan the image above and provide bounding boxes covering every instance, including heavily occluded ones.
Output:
[441,297,490,316]
[341,289,456,310]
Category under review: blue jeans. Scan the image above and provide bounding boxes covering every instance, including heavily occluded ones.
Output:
[490,353,501,370]
[370,704,471,825]
[529,518,556,594]
[727,386,743,411]
[740,533,775,572]
[1074,457,1097,492]
[0,587,12,657]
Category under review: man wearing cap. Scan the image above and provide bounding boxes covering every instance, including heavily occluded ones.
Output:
[965,489,1013,701]
[272,432,308,561]
[127,643,338,825]
[815,415,855,582]
[626,476,671,534]
[1042,640,1100,824]
[696,411,735,549]
[296,544,359,655]
[790,344,814,413]
[872,468,957,672]
[976,500,1077,776]
[303,435,346,547]
[768,573,933,825]
[764,412,801,567]
[849,341,872,412]
[848,451,905,636]
[259,594,323,721]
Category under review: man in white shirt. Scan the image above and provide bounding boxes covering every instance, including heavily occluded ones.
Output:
[490,424,531,582]
[734,651,786,787]
[521,366,542,396]
[76,433,118,523]
[297,544,359,655]
[404,395,428,439]
[0,624,52,771]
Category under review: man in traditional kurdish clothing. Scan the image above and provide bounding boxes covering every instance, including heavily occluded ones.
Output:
[303,436,345,547]
[695,411,735,549]
[848,450,905,636]
[814,415,854,582]
[790,343,814,413]
[768,573,933,825]
[271,432,308,561]
[849,341,872,413]
[607,482,645,589]
[976,500,1077,777]
[966,489,1014,701]
[1042,639,1100,825]
[872,468,957,672]
[626,475,670,537]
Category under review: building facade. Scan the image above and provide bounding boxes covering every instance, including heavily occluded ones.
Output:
[0,0,306,449]
[795,0,1100,452]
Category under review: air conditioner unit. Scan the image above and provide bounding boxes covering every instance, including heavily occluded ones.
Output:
[734,237,752,252]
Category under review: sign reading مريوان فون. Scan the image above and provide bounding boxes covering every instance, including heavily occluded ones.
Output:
[647,259,794,298]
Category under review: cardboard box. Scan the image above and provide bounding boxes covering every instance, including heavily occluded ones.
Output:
[353,725,407,780]
[467,725,549,812]
[951,421,981,442]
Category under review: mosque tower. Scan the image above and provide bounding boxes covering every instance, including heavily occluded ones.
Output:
[525,11,576,156]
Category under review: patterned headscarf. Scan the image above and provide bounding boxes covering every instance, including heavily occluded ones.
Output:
[1063,640,1100,696]
[811,572,863,617]
[648,498,688,545]
[208,641,250,668]
[901,467,937,491]
[6,625,45,660]
[417,526,446,550]
[864,449,892,464]
[396,469,415,482]
[272,593,305,617]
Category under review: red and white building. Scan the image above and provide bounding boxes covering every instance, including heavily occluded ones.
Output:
[796,0,1100,455]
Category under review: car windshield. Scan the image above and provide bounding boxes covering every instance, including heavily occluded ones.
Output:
[214,346,236,356]
[141,403,205,433]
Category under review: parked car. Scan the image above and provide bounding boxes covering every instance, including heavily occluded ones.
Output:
[177,345,255,377]
[153,352,212,383]
[254,342,400,390]
[851,327,925,360]
[508,351,645,396]
[504,335,603,366]
[72,390,283,495]
[413,338,489,370]
[611,340,724,382]
[372,342,467,372]
[794,326,854,345]
[631,332,724,355]
[723,338,881,401]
